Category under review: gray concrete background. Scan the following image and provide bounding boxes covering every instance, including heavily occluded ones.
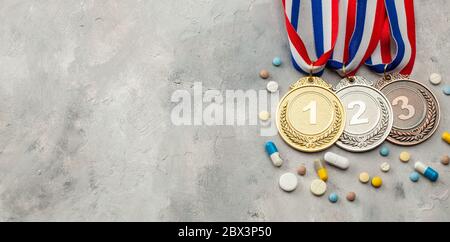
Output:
[0,0,448,221]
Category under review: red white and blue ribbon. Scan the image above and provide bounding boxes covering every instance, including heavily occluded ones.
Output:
[282,0,339,75]
[328,0,386,77]
[366,0,416,75]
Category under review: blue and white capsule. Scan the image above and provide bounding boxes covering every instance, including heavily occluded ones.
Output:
[414,162,439,182]
[265,141,283,167]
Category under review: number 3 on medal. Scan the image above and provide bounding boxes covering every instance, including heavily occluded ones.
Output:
[392,96,415,120]
[303,101,317,125]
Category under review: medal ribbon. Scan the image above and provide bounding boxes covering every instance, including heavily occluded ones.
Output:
[366,0,416,75]
[282,0,339,75]
[328,0,386,77]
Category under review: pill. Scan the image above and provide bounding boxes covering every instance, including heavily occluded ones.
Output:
[414,162,439,182]
[380,162,390,172]
[443,85,450,95]
[314,159,328,182]
[399,151,411,163]
[328,193,338,203]
[429,73,442,85]
[310,179,327,196]
[259,69,270,79]
[409,172,420,182]
[279,173,298,192]
[441,155,449,165]
[346,192,356,202]
[442,132,450,144]
[259,111,270,121]
[379,146,390,157]
[265,141,283,167]
[371,176,383,188]
[297,165,307,176]
[324,152,350,170]
[359,172,370,183]
[266,81,279,93]
[272,57,282,67]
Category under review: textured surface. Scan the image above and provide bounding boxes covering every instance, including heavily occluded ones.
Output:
[0,0,449,221]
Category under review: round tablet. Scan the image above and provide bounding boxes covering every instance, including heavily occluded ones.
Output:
[310,179,327,196]
[371,176,383,188]
[266,81,279,93]
[399,151,411,163]
[359,172,370,183]
[272,57,282,67]
[259,69,270,79]
[346,192,356,202]
[379,146,390,157]
[259,111,270,121]
[380,162,390,172]
[409,172,420,182]
[328,193,338,203]
[443,85,450,95]
[429,73,442,85]
[441,155,449,165]
[297,165,307,176]
[279,173,298,192]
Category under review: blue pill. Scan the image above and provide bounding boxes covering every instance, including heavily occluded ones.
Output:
[328,193,338,203]
[443,85,450,95]
[272,57,282,67]
[265,141,278,155]
[379,146,390,157]
[409,172,420,182]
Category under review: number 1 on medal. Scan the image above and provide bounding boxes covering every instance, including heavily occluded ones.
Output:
[303,101,317,125]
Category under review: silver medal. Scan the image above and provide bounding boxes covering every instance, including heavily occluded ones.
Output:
[334,76,394,152]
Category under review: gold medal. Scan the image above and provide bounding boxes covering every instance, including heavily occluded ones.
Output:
[276,76,346,152]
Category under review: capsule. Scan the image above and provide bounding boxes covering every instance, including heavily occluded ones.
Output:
[314,159,328,182]
[414,162,439,182]
[265,141,283,167]
[324,152,349,170]
[442,132,450,144]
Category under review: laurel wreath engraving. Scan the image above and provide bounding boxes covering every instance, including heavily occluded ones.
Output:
[339,98,389,148]
[280,101,342,148]
[389,89,437,142]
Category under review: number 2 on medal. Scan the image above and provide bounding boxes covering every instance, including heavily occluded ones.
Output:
[303,101,317,125]
[302,100,370,126]
[392,96,415,120]
[348,101,369,125]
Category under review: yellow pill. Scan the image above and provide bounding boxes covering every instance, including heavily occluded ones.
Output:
[359,172,370,183]
[314,159,328,182]
[442,132,450,144]
[317,168,328,182]
[371,176,383,188]
[399,151,411,163]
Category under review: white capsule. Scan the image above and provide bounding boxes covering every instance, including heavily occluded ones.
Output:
[324,152,350,170]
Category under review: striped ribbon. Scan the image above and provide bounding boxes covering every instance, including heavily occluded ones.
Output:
[282,0,339,75]
[366,0,416,75]
[328,0,386,77]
